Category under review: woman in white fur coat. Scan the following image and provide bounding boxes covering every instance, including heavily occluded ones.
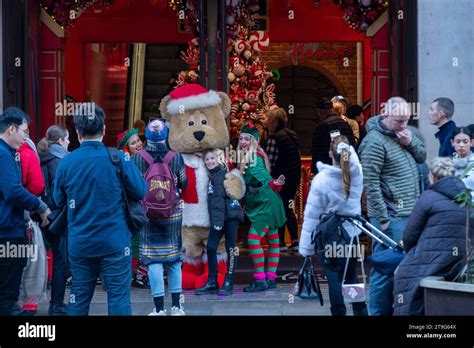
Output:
[299,135,368,316]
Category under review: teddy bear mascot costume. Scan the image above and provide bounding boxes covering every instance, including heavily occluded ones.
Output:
[159,84,245,289]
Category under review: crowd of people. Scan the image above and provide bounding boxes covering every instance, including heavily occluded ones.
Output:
[0,92,472,317]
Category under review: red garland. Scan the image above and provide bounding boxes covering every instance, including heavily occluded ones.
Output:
[41,0,115,27]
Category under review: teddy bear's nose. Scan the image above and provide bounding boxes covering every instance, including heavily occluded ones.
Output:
[193,131,205,141]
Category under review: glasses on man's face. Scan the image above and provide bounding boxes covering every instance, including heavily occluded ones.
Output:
[15,126,29,137]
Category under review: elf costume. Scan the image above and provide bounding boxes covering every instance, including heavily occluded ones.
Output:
[117,128,149,288]
[240,124,286,292]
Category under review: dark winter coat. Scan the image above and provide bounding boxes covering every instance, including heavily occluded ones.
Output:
[435,120,457,157]
[0,139,43,238]
[39,144,69,210]
[311,112,356,174]
[207,165,244,228]
[393,176,471,316]
[270,128,302,192]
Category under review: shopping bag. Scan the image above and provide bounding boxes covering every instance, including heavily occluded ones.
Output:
[19,221,48,309]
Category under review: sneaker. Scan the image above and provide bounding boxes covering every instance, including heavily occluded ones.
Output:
[170,306,186,316]
[148,308,167,316]
[48,303,67,316]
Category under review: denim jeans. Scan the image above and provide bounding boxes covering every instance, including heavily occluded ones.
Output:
[148,261,182,297]
[67,247,132,316]
[0,238,28,315]
[369,216,408,316]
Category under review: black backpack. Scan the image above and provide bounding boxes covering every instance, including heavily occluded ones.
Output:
[311,211,351,271]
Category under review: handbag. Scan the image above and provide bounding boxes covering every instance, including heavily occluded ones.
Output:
[107,148,147,235]
[341,234,366,303]
[295,256,324,305]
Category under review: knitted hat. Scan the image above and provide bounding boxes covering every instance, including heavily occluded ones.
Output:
[241,123,259,140]
[165,84,221,115]
[146,119,169,143]
[117,128,138,149]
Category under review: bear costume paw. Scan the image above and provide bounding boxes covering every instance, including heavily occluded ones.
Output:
[224,169,246,200]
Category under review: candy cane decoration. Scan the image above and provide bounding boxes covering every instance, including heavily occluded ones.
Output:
[248,31,270,52]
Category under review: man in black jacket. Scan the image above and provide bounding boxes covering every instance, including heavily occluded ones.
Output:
[264,108,301,251]
[311,98,356,174]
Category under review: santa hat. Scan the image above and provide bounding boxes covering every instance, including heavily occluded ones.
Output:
[166,84,221,115]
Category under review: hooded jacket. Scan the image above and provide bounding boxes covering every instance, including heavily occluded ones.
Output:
[393,176,471,315]
[299,145,363,257]
[358,116,427,224]
[207,165,244,228]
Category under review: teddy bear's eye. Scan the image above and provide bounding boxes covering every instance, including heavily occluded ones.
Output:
[201,120,207,125]
[188,121,195,126]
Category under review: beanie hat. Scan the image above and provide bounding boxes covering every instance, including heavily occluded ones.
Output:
[117,128,138,149]
[145,119,169,143]
[165,84,221,116]
[241,123,259,140]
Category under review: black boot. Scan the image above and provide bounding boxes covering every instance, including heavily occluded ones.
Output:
[243,278,268,293]
[218,275,234,296]
[195,275,219,295]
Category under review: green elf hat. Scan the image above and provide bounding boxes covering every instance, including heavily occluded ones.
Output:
[241,123,259,140]
[117,128,138,149]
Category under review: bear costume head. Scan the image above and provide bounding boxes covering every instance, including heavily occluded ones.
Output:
[159,84,231,153]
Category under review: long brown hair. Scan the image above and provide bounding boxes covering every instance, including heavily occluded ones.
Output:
[330,135,351,200]
[37,125,68,154]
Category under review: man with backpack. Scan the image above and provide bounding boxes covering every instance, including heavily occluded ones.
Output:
[53,104,146,315]
[132,118,187,316]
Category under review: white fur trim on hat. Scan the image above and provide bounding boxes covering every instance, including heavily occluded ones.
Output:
[167,90,221,115]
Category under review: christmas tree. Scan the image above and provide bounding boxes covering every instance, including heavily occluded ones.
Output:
[170,0,278,140]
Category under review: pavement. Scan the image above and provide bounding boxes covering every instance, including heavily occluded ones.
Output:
[34,251,370,316]
[35,280,367,316]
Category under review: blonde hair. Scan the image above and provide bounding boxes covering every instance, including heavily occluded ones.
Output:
[330,135,351,200]
[266,107,288,130]
[429,157,455,180]
[236,134,271,173]
[332,101,346,117]
[203,148,227,170]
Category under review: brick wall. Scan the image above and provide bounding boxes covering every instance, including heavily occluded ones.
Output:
[261,42,358,104]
